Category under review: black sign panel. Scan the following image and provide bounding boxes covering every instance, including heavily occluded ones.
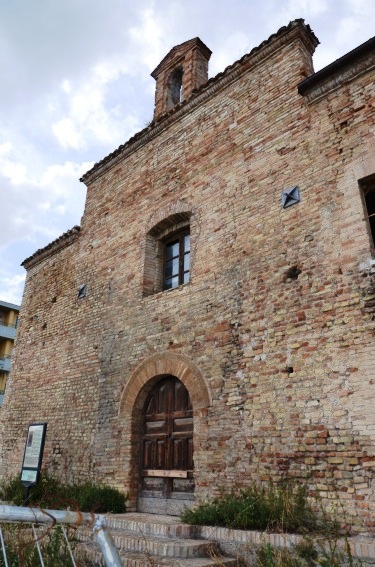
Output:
[21,423,47,488]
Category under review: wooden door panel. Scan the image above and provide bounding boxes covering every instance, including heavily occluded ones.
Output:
[156,438,167,468]
[173,417,193,432]
[142,440,154,469]
[144,419,167,434]
[172,437,194,470]
[142,438,168,470]
[187,437,193,469]
[174,381,190,411]
[172,477,195,494]
[143,476,165,493]
[157,383,168,413]
[172,438,184,469]
[145,395,158,415]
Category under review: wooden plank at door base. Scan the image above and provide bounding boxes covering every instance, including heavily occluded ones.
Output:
[144,469,188,478]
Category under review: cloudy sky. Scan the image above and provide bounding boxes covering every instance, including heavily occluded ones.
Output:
[1,0,374,305]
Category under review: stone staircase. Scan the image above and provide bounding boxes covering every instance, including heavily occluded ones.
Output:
[79,512,238,566]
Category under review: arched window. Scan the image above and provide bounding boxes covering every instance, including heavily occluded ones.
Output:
[143,212,191,296]
[166,67,183,111]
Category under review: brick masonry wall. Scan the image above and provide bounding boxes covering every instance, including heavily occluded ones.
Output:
[1,25,375,531]
[0,240,104,483]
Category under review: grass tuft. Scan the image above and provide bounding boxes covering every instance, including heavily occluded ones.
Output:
[181,481,315,533]
[0,473,127,514]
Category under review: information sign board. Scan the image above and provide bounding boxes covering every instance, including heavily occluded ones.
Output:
[20,423,47,488]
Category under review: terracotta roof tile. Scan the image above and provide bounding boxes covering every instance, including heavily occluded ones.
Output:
[22,226,81,269]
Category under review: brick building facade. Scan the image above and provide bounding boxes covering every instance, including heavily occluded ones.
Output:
[1,20,375,528]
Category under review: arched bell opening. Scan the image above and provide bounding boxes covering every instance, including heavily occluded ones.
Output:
[167,67,183,110]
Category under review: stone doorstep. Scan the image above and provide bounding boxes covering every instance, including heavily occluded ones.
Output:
[110,528,220,559]
[102,513,375,563]
[198,525,375,563]
[77,543,238,567]
[118,554,239,567]
[105,512,198,539]
[77,513,237,566]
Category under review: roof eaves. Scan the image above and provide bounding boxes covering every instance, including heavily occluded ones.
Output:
[0,300,20,311]
[298,35,375,100]
[22,226,81,271]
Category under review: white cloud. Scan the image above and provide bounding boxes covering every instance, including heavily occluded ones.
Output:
[51,62,144,151]
[0,143,28,185]
[129,8,164,70]
[0,272,26,306]
[55,204,67,215]
[0,157,91,251]
[335,16,361,46]
[335,0,374,49]
[94,58,129,84]
[0,142,12,156]
[345,0,373,16]
[265,0,328,33]
[61,79,72,94]
[210,31,252,76]
[52,118,84,150]
[289,0,328,17]
[40,161,91,186]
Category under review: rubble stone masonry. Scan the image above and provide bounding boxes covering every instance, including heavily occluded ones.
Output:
[1,20,375,530]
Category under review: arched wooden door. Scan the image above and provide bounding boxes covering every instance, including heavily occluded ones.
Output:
[138,375,194,514]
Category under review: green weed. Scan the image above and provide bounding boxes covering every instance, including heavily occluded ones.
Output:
[182,481,367,566]
[0,524,84,567]
[181,481,315,533]
[0,473,127,513]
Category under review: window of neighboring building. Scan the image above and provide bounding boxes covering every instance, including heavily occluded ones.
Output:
[163,230,190,290]
[360,174,375,252]
[0,374,6,407]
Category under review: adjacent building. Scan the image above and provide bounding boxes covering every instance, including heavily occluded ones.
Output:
[0,301,19,406]
[1,20,375,529]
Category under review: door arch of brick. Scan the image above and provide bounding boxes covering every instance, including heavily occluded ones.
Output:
[119,352,211,416]
[118,352,211,511]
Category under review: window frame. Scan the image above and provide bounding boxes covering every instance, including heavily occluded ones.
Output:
[360,174,375,255]
[143,211,192,297]
[162,228,190,291]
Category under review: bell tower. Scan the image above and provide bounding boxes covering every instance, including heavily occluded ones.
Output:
[151,37,212,121]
